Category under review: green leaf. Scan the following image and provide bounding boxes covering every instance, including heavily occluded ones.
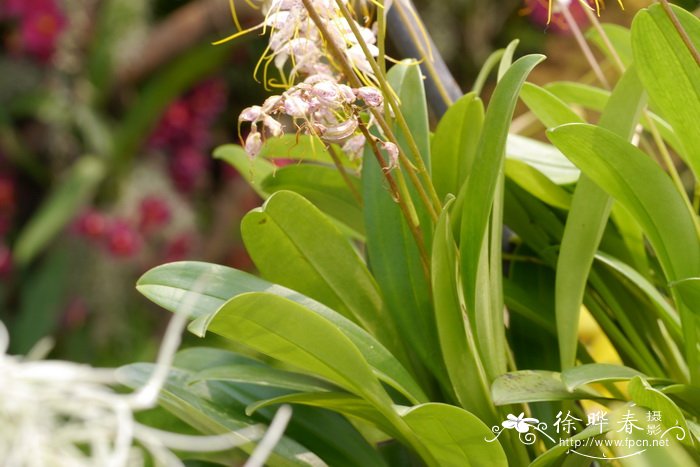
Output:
[504,159,572,210]
[206,292,392,407]
[460,54,545,380]
[14,157,104,265]
[548,124,700,298]
[497,39,520,81]
[246,392,397,437]
[670,277,700,312]
[553,67,646,370]
[432,201,496,424]
[491,370,602,405]
[362,61,440,382]
[241,190,402,357]
[520,82,584,128]
[472,48,505,96]
[261,164,364,237]
[662,384,700,414]
[431,92,484,200]
[545,81,685,159]
[587,23,633,68]
[545,81,609,110]
[170,349,385,467]
[628,376,692,446]
[136,261,428,405]
[561,364,646,391]
[190,364,336,394]
[402,403,508,467]
[258,134,355,169]
[117,364,315,466]
[214,144,275,198]
[388,61,432,171]
[506,134,579,185]
[632,4,700,178]
[595,252,681,341]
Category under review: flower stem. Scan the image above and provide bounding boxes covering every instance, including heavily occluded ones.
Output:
[300,0,438,225]
[358,123,431,279]
[334,0,443,217]
[657,0,700,67]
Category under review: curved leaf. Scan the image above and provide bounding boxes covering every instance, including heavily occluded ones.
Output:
[492,370,602,405]
[459,53,545,380]
[561,363,646,391]
[632,4,700,178]
[432,92,484,199]
[432,201,495,424]
[261,165,364,237]
[402,403,508,467]
[137,261,427,405]
[553,68,646,370]
[207,292,392,408]
[241,190,402,359]
[548,123,700,380]
[214,144,275,198]
[246,392,396,437]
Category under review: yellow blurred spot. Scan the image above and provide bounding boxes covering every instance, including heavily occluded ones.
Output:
[578,306,622,365]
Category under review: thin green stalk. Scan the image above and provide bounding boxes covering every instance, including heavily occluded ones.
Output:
[377,0,388,91]
[578,0,625,73]
[657,0,700,67]
[644,114,700,236]
[584,293,654,374]
[334,0,443,216]
[358,122,431,279]
[325,143,363,205]
[300,0,438,223]
[472,49,505,96]
[561,2,610,89]
[590,274,666,377]
[391,0,454,108]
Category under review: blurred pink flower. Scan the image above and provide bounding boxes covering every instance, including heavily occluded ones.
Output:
[105,220,142,258]
[0,173,15,213]
[2,0,66,62]
[162,233,194,263]
[522,0,589,33]
[74,209,109,240]
[0,242,12,277]
[138,196,171,233]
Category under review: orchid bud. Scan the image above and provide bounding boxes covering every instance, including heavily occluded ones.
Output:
[239,106,263,123]
[339,84,356,104]
[357,86,383,107]
[284,95,310,118]
[379,141,399,170]
[263,115,284,137]
[245,131,263,158]
[342,134,366,159]
[312,80,342,107]
[262,95,283,113]
[319,118,358,143]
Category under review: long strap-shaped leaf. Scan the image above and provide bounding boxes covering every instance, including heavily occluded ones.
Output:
[459,54,545,381]
[548,123,700,382]
[432,200,496,425]
[552,67,646,370]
